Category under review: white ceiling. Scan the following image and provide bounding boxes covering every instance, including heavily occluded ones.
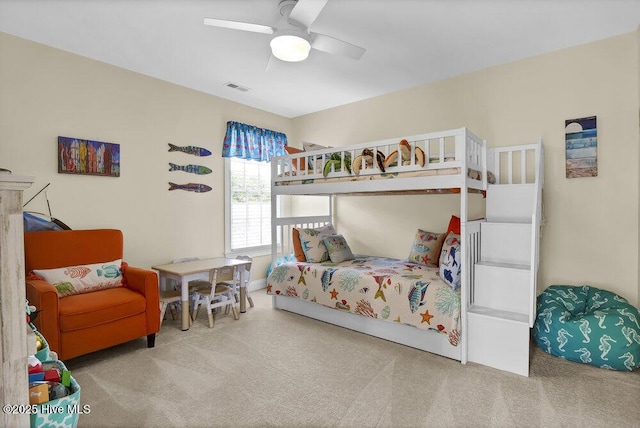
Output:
[1,0,639,118]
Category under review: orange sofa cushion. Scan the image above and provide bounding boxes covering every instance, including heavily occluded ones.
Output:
[58,287,146,332]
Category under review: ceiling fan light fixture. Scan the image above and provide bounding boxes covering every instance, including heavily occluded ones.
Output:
[270,30,311,62]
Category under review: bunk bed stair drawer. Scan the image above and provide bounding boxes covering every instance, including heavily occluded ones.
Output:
[480,222,531,265]
[473,262,531,315]
[486,184,536,222]
[467,308,530,376]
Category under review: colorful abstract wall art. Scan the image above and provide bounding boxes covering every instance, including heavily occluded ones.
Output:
[565,116,597,178]
[58,136,120,177]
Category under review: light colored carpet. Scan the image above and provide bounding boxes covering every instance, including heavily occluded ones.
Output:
[67,289,640,427]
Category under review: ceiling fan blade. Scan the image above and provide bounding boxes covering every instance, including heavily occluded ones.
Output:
[265,54,275,72]
[310,33,366,60]
[288,0,328,29]
[203,17,274,35]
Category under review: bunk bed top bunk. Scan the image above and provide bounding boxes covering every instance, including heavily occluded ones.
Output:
[271,127,491,196]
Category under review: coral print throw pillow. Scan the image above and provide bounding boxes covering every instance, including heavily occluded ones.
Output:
[322,234,355,263]
[408,229,445,267]
[33,259,124,297]
[298,223,336,263]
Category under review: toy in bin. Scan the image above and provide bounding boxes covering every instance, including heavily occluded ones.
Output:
[29,362,82,428]
[29,381,70,403]
[28,355,42,374]
[28,357,72,404]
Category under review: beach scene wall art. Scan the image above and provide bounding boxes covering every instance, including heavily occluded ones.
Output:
[58,136,120,177]
[565,116,597,178]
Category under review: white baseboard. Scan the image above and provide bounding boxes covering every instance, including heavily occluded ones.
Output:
[248,279,266,291]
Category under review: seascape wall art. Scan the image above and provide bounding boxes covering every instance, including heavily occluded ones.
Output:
[58,136,120,177]
[565,116,597,178]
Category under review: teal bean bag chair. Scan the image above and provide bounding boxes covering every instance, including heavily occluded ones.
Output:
[533,285,640,371]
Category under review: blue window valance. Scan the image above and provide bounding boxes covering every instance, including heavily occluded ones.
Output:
[222,121,287,162]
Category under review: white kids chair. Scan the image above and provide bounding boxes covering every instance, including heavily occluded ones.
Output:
[218,255,254,308]
[191,266,239,328]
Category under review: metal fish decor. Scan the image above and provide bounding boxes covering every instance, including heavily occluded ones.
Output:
[168,143,212,157]
[168,182,212,193]
[169,163,212,175]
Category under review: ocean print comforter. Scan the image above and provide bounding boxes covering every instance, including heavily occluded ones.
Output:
[267,256,461,345]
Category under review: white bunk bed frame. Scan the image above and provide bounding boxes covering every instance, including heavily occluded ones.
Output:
[269,127,542,367]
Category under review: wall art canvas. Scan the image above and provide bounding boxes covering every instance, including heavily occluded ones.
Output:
[58,136,120,177]
[565,116,597,178]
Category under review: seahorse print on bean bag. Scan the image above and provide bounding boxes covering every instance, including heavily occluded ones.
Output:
[533,285,640,371]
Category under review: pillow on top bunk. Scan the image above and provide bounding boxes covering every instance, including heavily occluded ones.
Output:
[440,232,461,289]
[302,141,332,173]
[322,234,355,263]
[285,146,306,171]
[298,223,337,263]
[302,141,330,152]
[407,229,445,268]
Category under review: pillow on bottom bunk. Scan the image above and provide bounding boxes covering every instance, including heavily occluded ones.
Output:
[447,215,461,235]
[440,232,461,290]
[322,234,355,263]
[298,223,337,263]
[408,229,445,267]
[292,228,306,262]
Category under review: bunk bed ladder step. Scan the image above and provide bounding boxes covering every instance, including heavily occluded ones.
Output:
[486,184,535,223]
[473,262,531,314]
[467,311,531,376]
[480,222,531,265]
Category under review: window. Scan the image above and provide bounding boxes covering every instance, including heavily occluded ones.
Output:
[225,157,277,256]
[221,120,286,256]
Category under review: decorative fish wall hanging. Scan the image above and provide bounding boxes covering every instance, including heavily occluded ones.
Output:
[168,182,212,193]
[169,163,212,175]
[168,143,212,157]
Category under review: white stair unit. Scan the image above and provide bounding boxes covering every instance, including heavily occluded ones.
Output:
[466,142,544,376]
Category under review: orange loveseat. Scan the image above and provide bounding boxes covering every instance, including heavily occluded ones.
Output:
[24,229,160,360]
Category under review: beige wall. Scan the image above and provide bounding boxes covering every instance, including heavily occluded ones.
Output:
[292,33,640,305]
[0,32,289,276]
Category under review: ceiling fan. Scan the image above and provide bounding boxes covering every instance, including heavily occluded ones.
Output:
[203,0,366,63]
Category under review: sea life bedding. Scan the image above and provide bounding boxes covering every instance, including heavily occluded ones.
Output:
[267,256,461,345]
